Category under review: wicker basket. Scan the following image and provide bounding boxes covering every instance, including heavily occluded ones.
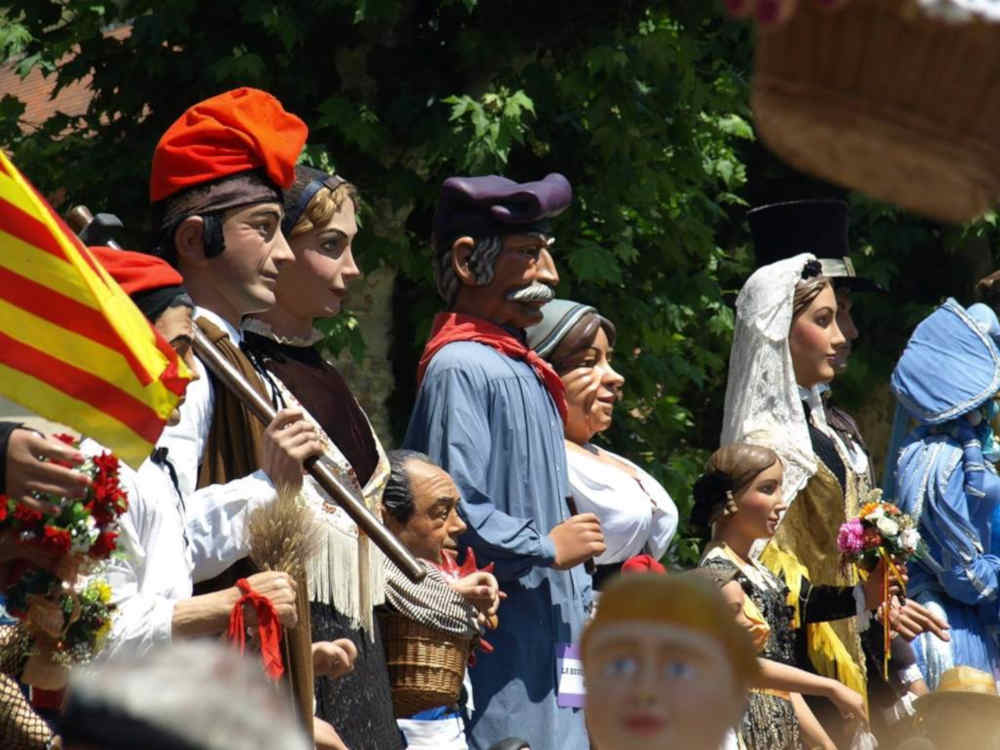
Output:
[752,0,1000,223]
[378,610,472,717]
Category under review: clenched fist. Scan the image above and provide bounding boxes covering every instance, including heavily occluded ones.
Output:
[549,513,605,570]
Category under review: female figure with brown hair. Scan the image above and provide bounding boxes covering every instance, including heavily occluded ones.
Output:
[525,300,677,589]
[242,166,398,750]
[696,443,884,750]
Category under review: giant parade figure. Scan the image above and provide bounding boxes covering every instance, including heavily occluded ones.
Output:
[404,174,605,750]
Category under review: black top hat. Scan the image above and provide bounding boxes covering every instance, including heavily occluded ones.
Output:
[748,199,884,293]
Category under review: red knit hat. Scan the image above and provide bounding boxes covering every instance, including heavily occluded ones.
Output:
[150,88,308,203]
[90,246,184,294]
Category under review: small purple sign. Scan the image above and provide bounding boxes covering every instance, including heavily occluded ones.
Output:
[556,642,586,708]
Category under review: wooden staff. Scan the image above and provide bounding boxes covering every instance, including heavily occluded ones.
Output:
[192,326,425,583]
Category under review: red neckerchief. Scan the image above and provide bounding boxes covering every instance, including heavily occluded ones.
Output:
[417,312,567,423]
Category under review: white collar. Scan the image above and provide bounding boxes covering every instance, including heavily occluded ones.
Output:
[194,306,242,345]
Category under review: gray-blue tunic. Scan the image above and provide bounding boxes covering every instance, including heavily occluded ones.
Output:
[404,340,592,750]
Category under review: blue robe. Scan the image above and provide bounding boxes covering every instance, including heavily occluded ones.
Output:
[894,426,1000,688]
[404,340,592,750]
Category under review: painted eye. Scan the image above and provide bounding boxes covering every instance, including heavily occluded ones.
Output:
[603,656,638,678]
[663,660,697,681]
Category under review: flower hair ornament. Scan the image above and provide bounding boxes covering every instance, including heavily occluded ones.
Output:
[800,259,822,279]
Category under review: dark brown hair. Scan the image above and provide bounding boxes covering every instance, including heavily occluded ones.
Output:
[548,311,617,374]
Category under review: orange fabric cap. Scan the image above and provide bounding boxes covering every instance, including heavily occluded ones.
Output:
[150,87,308,203]
[89,246,184,295]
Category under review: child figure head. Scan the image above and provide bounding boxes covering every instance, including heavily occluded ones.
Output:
[581,573,758,750]
[691,443,786,545]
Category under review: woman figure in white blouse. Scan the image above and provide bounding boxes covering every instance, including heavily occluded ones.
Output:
[527,299,678,588]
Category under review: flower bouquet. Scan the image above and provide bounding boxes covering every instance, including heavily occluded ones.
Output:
[837,490,924,573]
[0,435,127,671]
[837,488,922,679]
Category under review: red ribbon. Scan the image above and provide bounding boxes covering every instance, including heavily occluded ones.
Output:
[227,578,284,680]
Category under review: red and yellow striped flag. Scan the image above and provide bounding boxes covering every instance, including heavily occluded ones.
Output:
[0,150,192,468]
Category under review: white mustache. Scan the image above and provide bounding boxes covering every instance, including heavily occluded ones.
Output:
[506,283,554,303]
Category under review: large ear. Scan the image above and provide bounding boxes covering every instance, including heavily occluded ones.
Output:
[450,235,481,286]
[173,215,208,267]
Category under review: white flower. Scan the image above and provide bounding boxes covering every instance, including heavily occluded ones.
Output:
[876,517,900,538]
[901,528,921,552]
[867,505,885,522]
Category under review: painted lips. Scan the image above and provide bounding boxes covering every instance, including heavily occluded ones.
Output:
[623,713,666,735]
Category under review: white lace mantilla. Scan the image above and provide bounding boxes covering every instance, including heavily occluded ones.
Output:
[721,253,819,510]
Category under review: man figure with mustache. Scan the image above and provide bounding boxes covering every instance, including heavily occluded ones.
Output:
[404,174,604,750]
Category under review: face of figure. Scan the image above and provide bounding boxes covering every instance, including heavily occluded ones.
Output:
[584,621,741,750]
[724,461,785,542]
[833,287,858,372]
[176,201,293,325]
[153,304,200,426]
[452,233,559,329]
[276,197,361,321]
[559,326,625,444]
[385,459,467,564]
[789,284,845,388]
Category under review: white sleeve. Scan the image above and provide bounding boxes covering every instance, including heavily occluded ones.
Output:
[638,467,679,559]
[98,507,175,661]
[185,470,276,582]
[158,356,213,499]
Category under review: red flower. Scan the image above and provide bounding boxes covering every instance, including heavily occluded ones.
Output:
[91,531,118,559]
[13,504,44,524]
[621,554,667,575]
[41,526,71,555]
[0,496,8,522]
[862,528,883,549]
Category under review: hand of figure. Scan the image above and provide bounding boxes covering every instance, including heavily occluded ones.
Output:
[549,513,606,570]
[313,717,350,750]
[5,429,89,513]
[884,597,950,642]
[312,638,358,680]
[827,680,868,727]
[724,0,851,25]
[258,408,324,492]
[450,570,504,625]
[241,571,297,628]
[861,557,905,610]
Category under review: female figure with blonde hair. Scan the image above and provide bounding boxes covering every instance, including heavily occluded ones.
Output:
[696,443,884,750]
[242,166,398,750]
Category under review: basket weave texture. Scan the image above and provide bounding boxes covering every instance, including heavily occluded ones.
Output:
[753,0,1000,223]
[379,610,472,718]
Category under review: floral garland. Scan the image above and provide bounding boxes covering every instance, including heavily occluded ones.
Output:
[0,434,127,664]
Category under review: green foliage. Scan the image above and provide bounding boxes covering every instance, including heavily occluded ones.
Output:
[3,0,989,569]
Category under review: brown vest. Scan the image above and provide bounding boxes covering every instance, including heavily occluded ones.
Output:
[191,317,268,594]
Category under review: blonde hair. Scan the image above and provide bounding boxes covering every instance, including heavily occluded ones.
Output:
[581,573,759,691]
[289,182,359,237]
